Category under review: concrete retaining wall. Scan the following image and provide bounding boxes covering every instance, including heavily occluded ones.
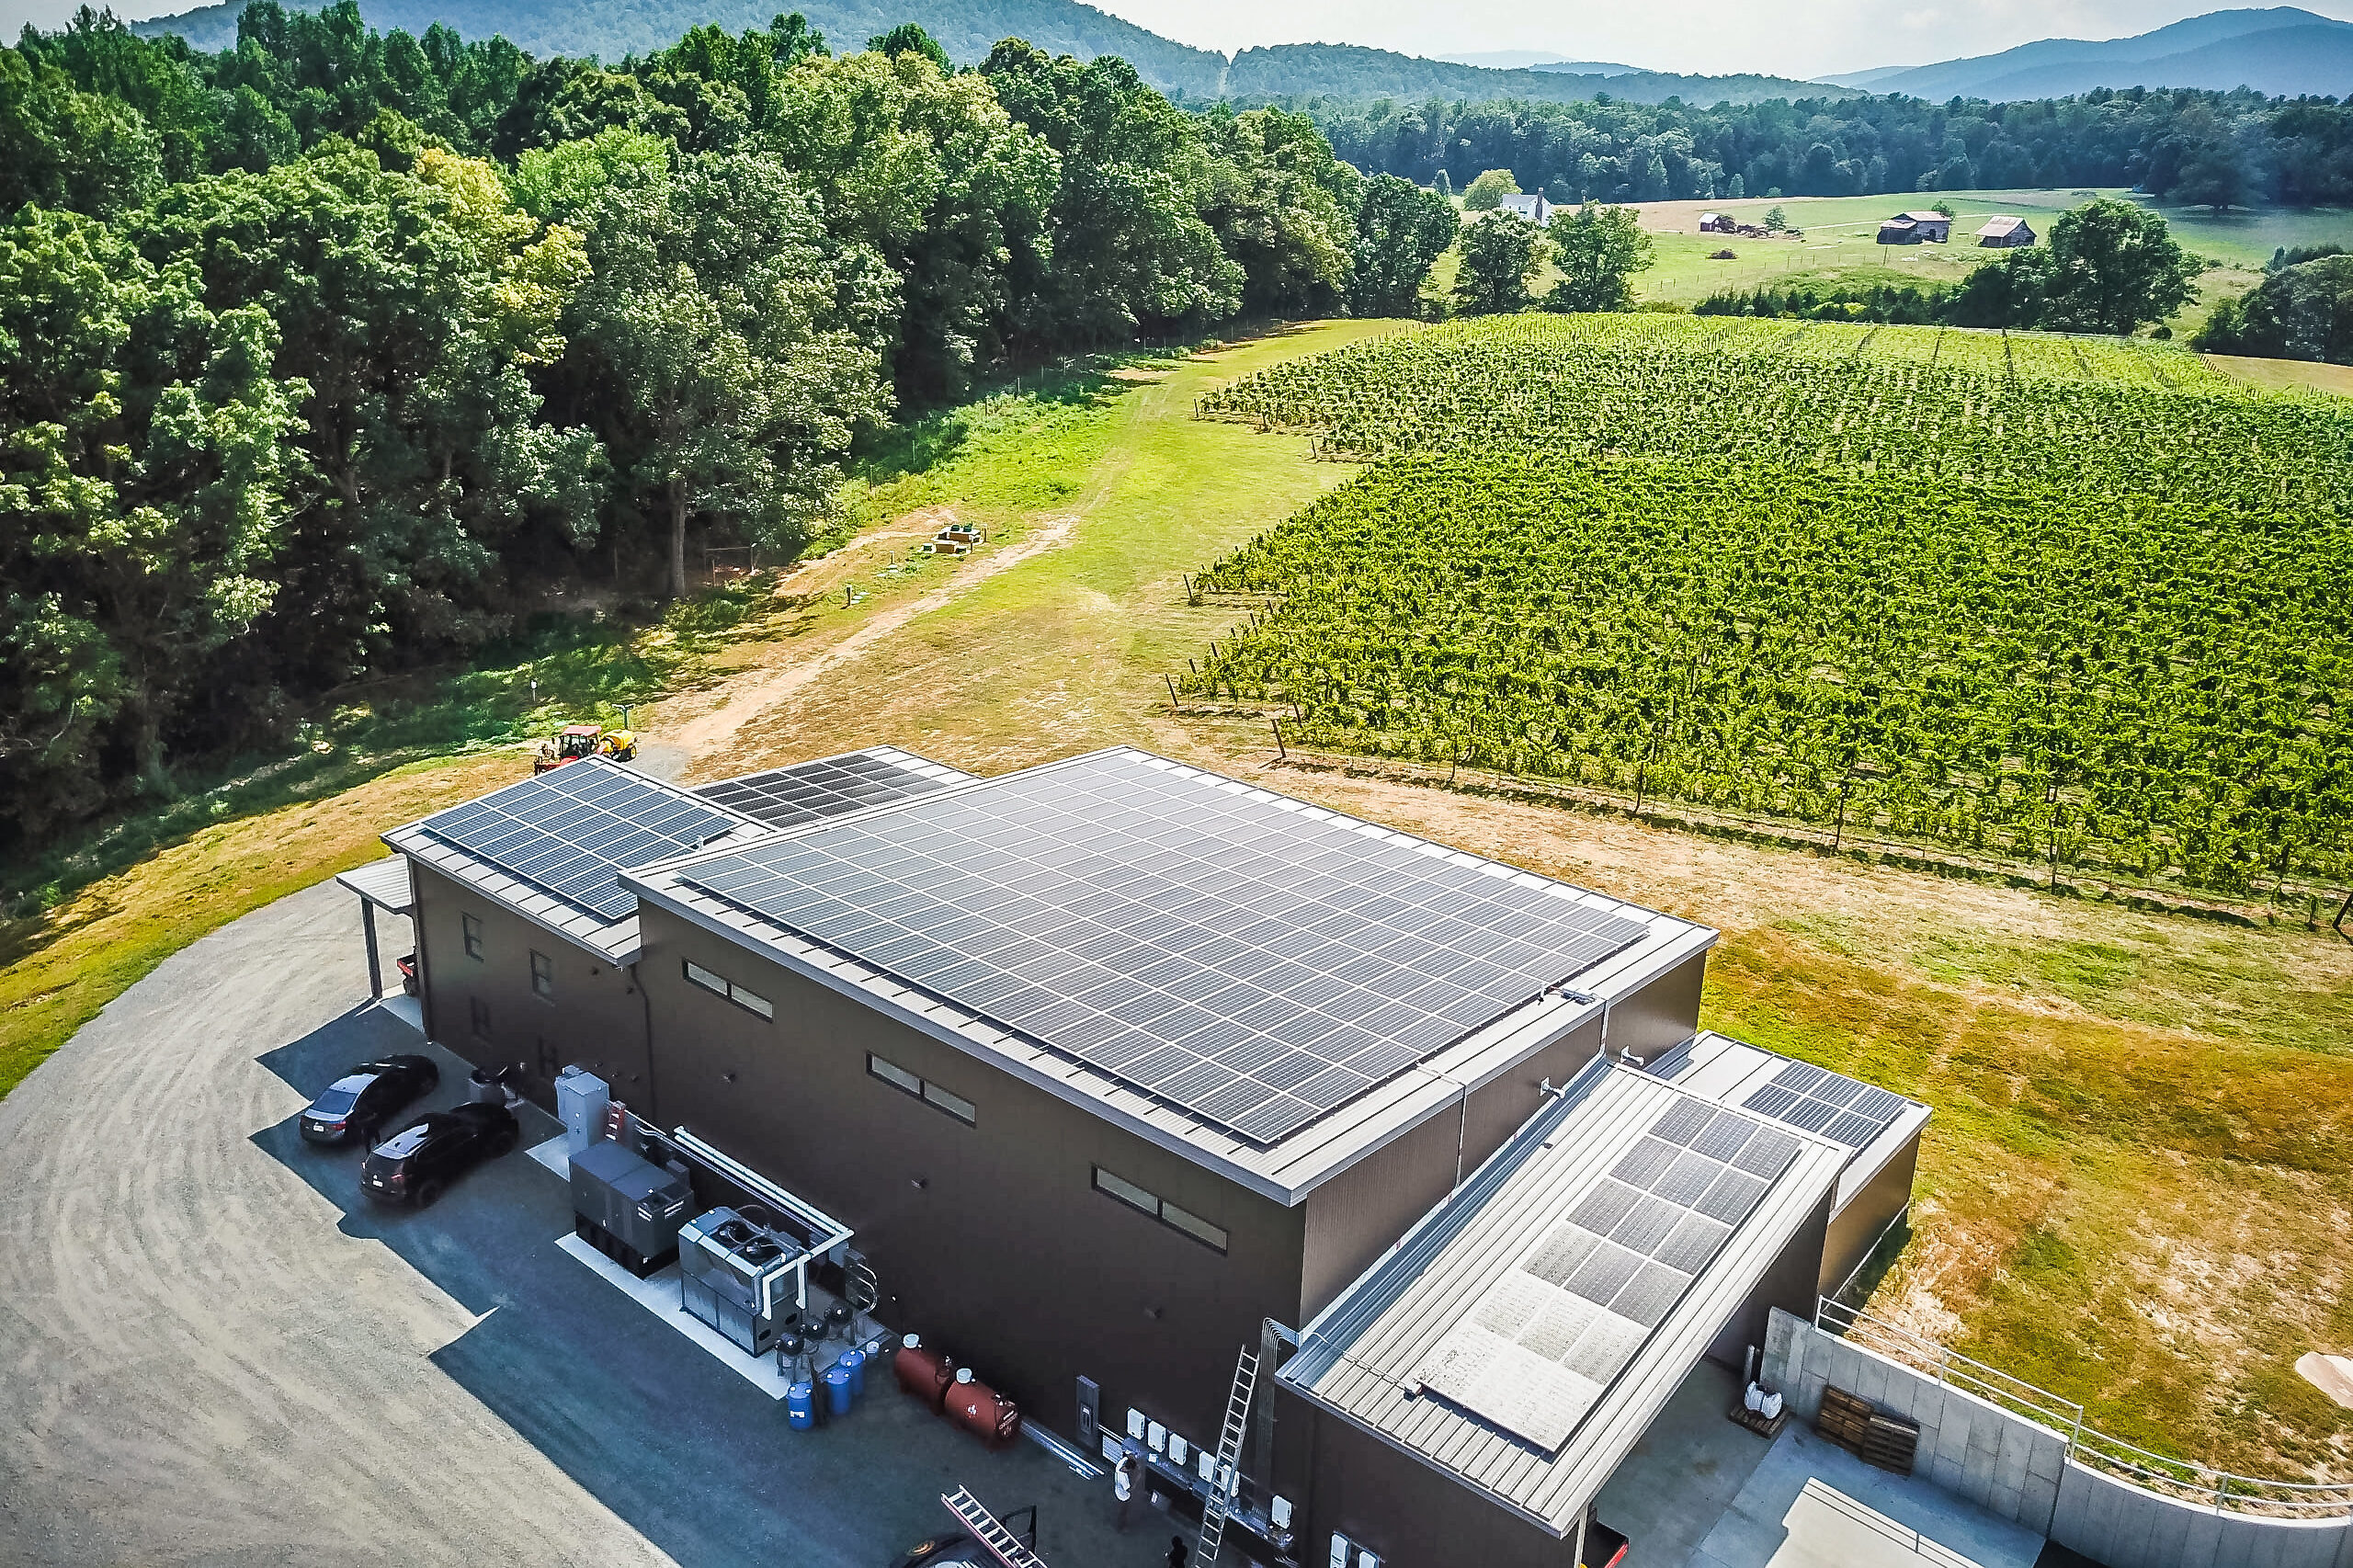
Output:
[1763,1308,2353,1568]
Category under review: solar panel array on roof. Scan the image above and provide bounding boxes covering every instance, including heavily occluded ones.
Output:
[1410,1100,1802,1452]
[419,762,744,922]
[695,748,965,829]
[1740,1059,1909,1150]
[677,748,1650,1146]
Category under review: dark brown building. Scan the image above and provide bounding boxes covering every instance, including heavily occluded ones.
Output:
[374,744,1919,1568]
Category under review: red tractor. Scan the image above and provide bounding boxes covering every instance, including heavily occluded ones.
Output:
[534,722,638,773]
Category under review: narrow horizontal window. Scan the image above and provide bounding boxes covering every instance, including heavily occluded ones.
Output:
[922,1082,976,1125]
[1159,1201,1229,1255]
[1095,1166,1228,1255]
[1093,1166,1159,1215]
[870,1054,974,1125]
[868,1054,922,1095]
[684,960,772,1020]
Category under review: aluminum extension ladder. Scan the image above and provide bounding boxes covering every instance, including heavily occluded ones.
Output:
[1196,1346,1261,1566]
[940,1488,1048,1568]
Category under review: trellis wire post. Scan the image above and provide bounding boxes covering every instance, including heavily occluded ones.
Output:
[1271,719,1286,760]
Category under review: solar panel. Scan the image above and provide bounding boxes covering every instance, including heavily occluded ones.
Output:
[1410,1100,1797,1452]
[417,761,745,922]
[679,748,1650,1145]
[1740,1058,1911,1151]
[693,747,969,829]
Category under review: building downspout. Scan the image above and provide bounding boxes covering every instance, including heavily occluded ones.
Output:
[631,960,658,1122]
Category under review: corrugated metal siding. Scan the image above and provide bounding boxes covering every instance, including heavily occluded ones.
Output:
[1279,1063,1847,1536]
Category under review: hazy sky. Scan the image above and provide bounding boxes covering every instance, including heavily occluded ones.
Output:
[7,0,2353,77]
[1088,0,2353,76]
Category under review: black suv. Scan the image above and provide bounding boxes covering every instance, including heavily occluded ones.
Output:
[301,1055,439,1145]
[359,1103,519,1207]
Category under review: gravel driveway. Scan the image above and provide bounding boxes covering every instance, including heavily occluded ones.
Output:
[0,879,671,1566]
[0,877,1151,1568]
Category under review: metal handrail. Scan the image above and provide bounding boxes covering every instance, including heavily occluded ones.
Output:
[1814,1299,2353,1518]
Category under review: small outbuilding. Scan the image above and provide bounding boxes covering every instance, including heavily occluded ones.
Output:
[1876,216,1919,245]
[1498,192,1554,225]
[1900,210,1952,242]
[1977,214,2035,247]
[1698,210,1736,233]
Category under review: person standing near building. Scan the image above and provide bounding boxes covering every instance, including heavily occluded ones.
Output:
[1112,1450,1140,1531]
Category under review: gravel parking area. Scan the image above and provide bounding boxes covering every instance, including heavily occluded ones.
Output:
[0,878,1161,1568]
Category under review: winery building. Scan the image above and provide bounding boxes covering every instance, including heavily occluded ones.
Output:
[367,744,1927,1567]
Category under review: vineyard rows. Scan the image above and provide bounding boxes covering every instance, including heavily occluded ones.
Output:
[1183,457,2353,894]
[1196,315,2353,521]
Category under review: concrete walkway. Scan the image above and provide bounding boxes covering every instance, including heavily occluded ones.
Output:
[1687,1420,2046,1568]
[0,878,1165,1568]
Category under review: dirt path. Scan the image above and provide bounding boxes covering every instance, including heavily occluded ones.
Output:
[656,371,1165,773]
[663,508,1083,760]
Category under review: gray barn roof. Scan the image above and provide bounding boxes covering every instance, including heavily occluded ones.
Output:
[1277,1057,1846,1537]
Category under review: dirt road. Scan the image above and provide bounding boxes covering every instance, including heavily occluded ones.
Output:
[0,881,671,1567]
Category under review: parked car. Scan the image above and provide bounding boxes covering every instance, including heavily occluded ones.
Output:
[300,1054,439,1145]
[359,1103,518,1207]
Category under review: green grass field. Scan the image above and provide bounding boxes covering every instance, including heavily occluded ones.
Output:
[1626,189,2353,338]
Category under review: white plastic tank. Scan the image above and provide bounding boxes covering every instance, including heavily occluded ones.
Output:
[555,1065,609,1155]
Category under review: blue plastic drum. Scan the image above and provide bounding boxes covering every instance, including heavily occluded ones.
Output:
[840,1347,867,1401]
[787,1381,815,1429]
[823,1362,854,1416]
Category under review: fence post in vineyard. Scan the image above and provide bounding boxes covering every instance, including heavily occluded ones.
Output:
[1272,719,1286,761]
[1834,778,1851,854]
[2334,890,2349,935]
[1165,675,1179,707]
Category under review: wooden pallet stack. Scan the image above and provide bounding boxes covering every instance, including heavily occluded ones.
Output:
[1815,1384,1920,1476]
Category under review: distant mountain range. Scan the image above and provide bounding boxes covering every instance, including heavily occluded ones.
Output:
[129,0,2353,106]
[1824,6,2353,99]
[130,0,1848,103]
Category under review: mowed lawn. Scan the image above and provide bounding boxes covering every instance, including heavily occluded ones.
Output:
[6,317,2350,1483]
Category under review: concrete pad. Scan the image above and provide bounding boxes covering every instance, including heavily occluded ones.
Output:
[375,991,424,1032]
[559,1233,798,1400]
[1595,1358,1779,1567]
[527,1131,573,1177]
[1688,1420,2043,1568]
[2296,1353,2353,1411]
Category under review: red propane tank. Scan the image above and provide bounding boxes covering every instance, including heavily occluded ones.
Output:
[943,1367,1021,1447]
[892,1334,955,1410]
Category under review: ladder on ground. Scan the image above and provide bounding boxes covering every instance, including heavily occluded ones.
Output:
[940,1488,1048,1568]
[1197,1346,1261,1566]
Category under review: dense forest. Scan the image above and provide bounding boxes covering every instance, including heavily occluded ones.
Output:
[1298,88,2353,207]
[0,4,1460,852]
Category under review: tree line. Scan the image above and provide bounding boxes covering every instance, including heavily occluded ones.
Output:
[0,3,1464,855]
[1291,87,2353,210]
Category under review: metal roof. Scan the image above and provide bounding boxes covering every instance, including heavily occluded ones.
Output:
[1277,1059,1847,1537]
[382,757,774,962]
[692,745,973,828]
[625,748,1716,1205]
[1641,1031,1928,1215]
[674,748,1653,1149]
[335,856,415,915]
